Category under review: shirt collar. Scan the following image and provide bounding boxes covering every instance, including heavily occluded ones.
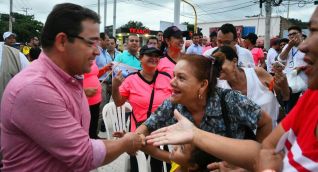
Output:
[39,52,83,85]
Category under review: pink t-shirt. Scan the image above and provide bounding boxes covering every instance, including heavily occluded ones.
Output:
[157,56,176,78]
[251,47,264,66]
[84,61,102,105]
[119,71,172,131]
[0,53,106,171]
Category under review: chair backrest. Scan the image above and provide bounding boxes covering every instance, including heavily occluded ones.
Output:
[102,102,132,139]
[136,151,149,172]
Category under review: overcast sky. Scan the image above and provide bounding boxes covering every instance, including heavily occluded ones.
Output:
[0,0,316,31]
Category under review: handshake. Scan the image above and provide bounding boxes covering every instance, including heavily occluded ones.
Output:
[113,131,147,155]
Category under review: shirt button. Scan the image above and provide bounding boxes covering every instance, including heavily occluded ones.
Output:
[72,80,75,83]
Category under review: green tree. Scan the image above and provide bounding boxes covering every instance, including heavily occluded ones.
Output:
[287,18,308,29]
[120,20,148,30]
[0,12,43,44]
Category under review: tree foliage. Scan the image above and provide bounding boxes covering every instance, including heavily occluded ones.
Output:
[287,18,308,29]
[0,12,43,44]
[120,20,148,29]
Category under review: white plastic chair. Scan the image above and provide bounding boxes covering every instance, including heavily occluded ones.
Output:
[102,102,132,139]
[94,102,150,172]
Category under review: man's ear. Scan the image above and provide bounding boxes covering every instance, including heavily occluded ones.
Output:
[54,33,68,52]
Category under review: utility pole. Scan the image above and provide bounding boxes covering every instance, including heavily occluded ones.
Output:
[174,0,180,26]
[264,0,272,50]
[104,0,107,32]
[21,7,31,16]
[98,0,100,17]
[9,0,13,32]
[287,0,290,19]
[182,0,197,33]
[113,0,117,37]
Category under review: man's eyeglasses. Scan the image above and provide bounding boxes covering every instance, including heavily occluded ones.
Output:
[67,34,100,47]
[288,32,299,37]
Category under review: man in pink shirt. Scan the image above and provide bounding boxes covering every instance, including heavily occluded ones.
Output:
[0,3,142,171]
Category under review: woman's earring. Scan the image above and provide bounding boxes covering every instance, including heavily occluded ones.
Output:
[198,94,203,100]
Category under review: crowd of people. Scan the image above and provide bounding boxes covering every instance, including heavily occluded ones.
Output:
[0,2,317,172]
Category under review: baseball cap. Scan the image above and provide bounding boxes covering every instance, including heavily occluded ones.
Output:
[139,45,162,57]
[163,26,183,39]
[3,31,16,40]
[243,33,258,45]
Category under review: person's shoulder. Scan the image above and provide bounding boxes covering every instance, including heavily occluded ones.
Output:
[237,45,251,54]
[254,66,272,82]
[203,47,218,57]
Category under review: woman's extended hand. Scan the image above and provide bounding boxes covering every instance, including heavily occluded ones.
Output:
[146,110,196,146]
[112,70,124,88]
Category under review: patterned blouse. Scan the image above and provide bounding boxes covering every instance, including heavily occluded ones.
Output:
[144,87,262,139]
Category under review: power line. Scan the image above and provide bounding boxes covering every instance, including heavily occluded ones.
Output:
[197,0,256,14]
[198,3,257,16]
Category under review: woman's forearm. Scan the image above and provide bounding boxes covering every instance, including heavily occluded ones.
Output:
[111,86,126,106]
[192,128,260,171]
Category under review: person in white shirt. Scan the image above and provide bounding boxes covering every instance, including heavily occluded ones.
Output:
[266,38,281,74]
[203,23,255,68]
[278,26,307,113]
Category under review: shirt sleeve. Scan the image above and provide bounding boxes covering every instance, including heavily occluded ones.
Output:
[186,46,192,54]
[95,55,105,69]
[144,99,176,133]
[119,77,131,97]
[19,52,29,69]
[10,83,106,171]
[224,89,262,130]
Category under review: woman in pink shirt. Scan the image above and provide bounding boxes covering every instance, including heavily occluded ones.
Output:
[83,61,111,139]
[112,45,172,172]
[157,26,184,78]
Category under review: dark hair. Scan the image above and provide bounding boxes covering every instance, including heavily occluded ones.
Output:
[192,33,200,38]
[108,35,117,43]
[189,148,220,172]
[212,46,239,77]
[100,32,109,40]
[288,25,302,33]
[147,36,158,44]
[29,47,41,61]
[210,31,217,38]
[41,3,100,49]
[29,36,38,42]
[279,38,289,44]
[179,54,217,96]
[219,23,237,40]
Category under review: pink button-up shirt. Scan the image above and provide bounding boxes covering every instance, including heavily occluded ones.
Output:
[0,52,106,171]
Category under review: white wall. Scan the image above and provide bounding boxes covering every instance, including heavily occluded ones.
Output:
[198,16,281,38]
